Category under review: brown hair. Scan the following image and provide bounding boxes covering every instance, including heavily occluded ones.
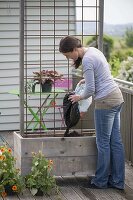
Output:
[59,36,82,69]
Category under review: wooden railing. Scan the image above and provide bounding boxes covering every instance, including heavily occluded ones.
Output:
[115,79,133,165]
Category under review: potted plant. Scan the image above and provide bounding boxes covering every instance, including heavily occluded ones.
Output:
[0,145,25,198]
[33,69,63,92]
[25,150,58,196]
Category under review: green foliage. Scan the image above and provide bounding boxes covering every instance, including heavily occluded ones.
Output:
[25,151,58,196]
[125,49,133,57]
[85,34,114,61]
[117,57,133,82]
[125,27,133,47]
[103,34,114,50]
[109,48,133,77]
[85,34,133,80]
[0,145,25,198]
[109,55,121,77]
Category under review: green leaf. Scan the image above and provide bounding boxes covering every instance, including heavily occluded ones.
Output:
[34,161,39,166]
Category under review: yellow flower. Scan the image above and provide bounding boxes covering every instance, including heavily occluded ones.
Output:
[12,185,17,191]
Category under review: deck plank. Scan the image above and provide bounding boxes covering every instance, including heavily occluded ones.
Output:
[57,176,93,200]
[124,163,133,199]
[102,188,127,200]
[34,194,51,200]
[3,196,19,200]
[59,186,83,200]
[18,189,35,200]
[48,190,68,200]
[125,163,133,189]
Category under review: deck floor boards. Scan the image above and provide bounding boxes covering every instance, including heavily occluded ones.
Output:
[0,131,133,200]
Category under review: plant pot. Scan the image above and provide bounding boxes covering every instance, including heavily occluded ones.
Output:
[41,81,52,93]
[4,185,16,196]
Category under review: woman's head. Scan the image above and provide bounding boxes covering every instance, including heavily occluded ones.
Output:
[59,36,82,53]
[59,36,83,68]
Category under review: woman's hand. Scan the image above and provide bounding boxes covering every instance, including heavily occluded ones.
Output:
[68,94,81,104]
[78,79,85,86]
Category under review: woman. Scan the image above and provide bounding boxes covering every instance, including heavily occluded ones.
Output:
[59,36,125,190]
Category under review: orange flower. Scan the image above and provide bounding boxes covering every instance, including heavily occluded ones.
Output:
[0,155,5,161]
[8,148,12,153]
[1,148,5,152]
[1,191,7,197]
[12,185,17,191]
[49,160,53,165]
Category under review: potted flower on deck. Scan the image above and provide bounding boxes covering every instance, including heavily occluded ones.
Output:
[0,145,25,198]
[32,70,63,93]
[25,150,58,196]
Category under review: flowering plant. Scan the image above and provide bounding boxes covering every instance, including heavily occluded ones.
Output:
[0,145,25,198]
[33,69,63,85]
[25,150,58,196]
[118,56,133,82]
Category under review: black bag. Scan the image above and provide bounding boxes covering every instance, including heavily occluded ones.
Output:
[63,93,80,136]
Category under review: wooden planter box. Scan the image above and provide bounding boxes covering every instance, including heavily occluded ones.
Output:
[14,130,97,176]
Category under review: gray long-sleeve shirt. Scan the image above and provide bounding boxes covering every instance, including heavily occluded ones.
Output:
[81,47,118,100]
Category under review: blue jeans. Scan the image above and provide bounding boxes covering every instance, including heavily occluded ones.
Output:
[91,104,125,189]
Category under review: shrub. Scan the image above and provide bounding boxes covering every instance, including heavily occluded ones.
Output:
[109,49,133,77]
[117,57,133,82]
[85,34,114,60]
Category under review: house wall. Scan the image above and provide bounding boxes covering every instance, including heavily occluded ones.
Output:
[0,0,76,131]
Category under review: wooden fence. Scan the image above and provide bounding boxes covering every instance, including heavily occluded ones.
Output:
[121,87,133,165]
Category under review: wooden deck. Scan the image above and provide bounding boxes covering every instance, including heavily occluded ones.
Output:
[1,132,133,200]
